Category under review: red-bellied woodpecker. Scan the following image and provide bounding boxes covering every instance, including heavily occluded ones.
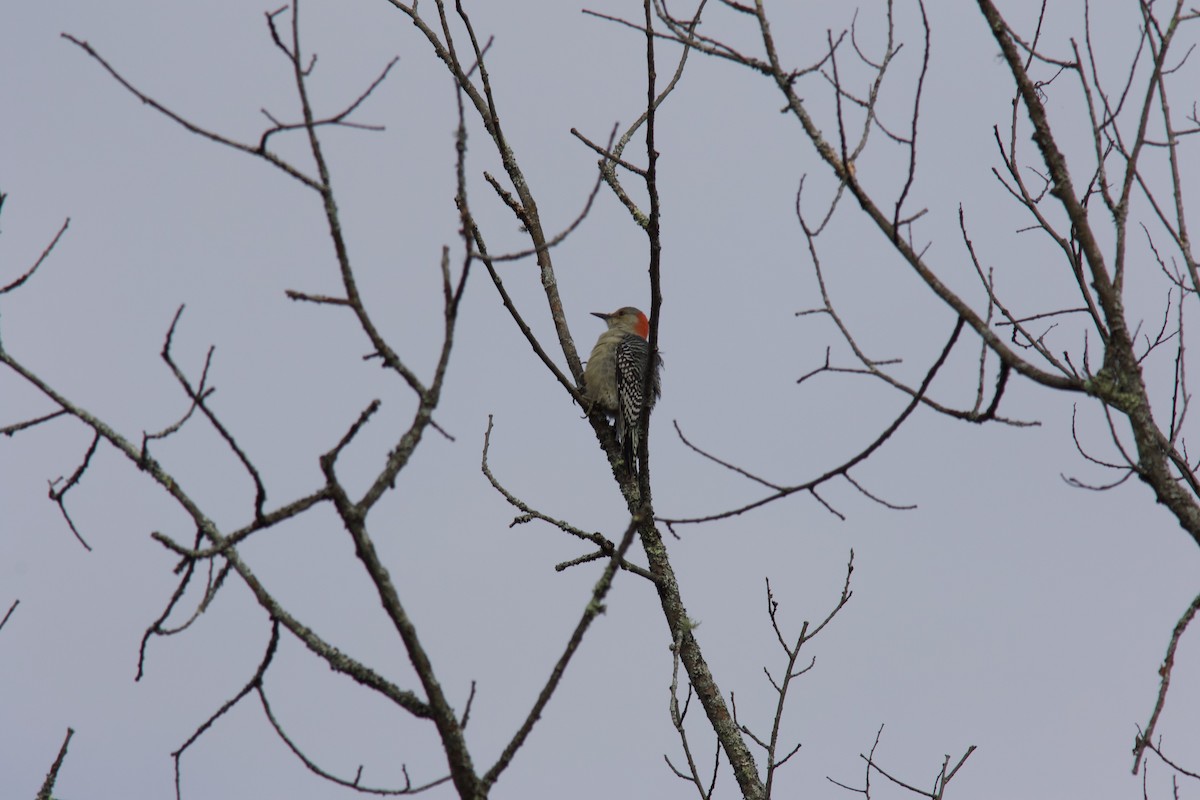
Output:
[584,306,662,463]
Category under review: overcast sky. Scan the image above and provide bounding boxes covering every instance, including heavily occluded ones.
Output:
[2,1,1198,798]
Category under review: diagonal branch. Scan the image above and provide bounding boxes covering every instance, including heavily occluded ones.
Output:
[481,518,642,791]
[662,317,965,526]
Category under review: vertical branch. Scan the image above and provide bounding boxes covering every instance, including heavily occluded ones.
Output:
[640,0,663,497]
[36,728,74,800]
[1112,0,1187,295]
[632,5,763,798]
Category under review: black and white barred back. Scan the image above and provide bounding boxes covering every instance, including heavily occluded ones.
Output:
[615,332,663,459]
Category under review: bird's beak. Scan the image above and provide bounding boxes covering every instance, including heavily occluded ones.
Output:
[591,311,610,321]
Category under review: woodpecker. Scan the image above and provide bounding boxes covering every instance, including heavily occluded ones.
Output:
[584,306,662,464]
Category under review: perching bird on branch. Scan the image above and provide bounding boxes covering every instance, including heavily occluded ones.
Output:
[584,306,662,466]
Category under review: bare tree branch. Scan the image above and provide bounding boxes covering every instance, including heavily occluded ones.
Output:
[1133,589,1200,772]
[36,727,74,800]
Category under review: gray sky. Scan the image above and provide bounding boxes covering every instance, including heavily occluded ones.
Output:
[2,1,1198,798]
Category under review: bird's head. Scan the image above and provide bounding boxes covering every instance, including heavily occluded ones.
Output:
[591,306,650,339]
